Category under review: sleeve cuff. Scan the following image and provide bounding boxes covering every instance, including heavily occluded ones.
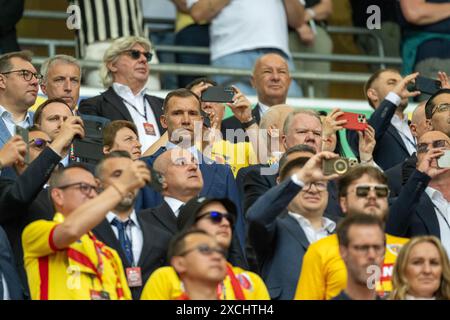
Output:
[186,0,199,9]
[291,174,305,188]
[385,92,401,106]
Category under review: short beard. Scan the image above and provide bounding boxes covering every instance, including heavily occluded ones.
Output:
[114,192,136,212]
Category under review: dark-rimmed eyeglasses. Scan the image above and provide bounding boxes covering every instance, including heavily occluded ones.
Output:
[29,138,51,150]
[417,139,449,153]
[56,182,98,196]
[122,49,152,62]
[303,181,327,192]
[355,184,389,198]
[431,103,450,117]
[350,244,385,255]
[1,69,43,82]
[195,211,235,226]
[179,243,227,258]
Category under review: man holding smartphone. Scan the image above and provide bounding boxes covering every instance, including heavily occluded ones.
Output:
[425,88,450,138]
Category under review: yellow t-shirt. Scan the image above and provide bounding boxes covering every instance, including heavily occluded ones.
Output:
[294,233,408,300]
[22,213,131,300]
[140,264,269,300]
[207,140,258,177]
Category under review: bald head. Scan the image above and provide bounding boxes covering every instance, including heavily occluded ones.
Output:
[419,130,450,144]
[410,102,428,139]
[260,104,295,130]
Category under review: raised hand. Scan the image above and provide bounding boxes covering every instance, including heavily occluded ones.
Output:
[0,135,27,168]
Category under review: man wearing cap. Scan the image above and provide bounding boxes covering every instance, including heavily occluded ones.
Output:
[141,196,268,300]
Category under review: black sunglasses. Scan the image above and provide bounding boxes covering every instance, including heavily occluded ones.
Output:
[355,184,389,198]
[195,211,235,226]
[179,243,227,258]
[29,138,51,150]
[123,49,153,62]
[417,139,449,153]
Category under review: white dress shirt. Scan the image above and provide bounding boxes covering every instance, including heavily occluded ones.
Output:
[164,196,185,218]
[1,273,10,300]
[425,187,450,256]
[112,83,161,152]
[106,210,143,266]
[257,101,270,119]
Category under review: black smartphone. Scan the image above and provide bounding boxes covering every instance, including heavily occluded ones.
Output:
[201,86,235,103]
[15,125,29,164]
[148,166,164,192]
[200,110,211,128]
[414,76,442,95]
[72,115,110,164]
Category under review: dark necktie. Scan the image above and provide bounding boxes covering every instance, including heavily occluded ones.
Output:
[111,218,134,265]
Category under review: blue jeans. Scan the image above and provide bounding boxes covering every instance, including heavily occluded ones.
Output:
[212,48,303,97]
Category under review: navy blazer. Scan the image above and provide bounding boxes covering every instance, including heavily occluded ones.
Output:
[78,87,166,135]
[347,99,410,170]
[135,146,246,251]
[0,226,26,300]
[247,178,329,300]
[387,170,440,238]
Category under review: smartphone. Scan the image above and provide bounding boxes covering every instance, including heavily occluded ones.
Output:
[336,112,368,131]
[201,86,235,103]
[323,158,358,175]
[438,150,450,168]
[72,115,109,164]
[15,125,29,164]
[200,110,211,128]
[414,76,442,95]
[148,166,164,192]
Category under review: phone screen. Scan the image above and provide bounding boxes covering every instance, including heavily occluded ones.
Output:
[201,86,235,103]
[15,126,30,164]
[438,150,450,168]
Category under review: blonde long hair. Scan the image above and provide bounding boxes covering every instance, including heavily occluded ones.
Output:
[390,236,450,300]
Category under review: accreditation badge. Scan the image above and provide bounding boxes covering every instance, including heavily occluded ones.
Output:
[143,123,156,136]
[126,267,143,287]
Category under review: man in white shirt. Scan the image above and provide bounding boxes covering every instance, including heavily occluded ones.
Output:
[92,151,172,299]
[79,36,166,153]
[0,51,40,148]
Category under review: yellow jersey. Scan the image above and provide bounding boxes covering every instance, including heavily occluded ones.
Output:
[141,264,269,300]
[294,233,408,300]
[22,213,131,300]
[208,140,258,177]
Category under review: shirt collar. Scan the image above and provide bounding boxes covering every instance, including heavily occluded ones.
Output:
[106,209,139,228]
[288,212,336,233]
[391,113,409,125]
[112,82,147,98]
[164,196,185,217]
[258,102,270,115]
[0,104,32,123]
[165,142,203,162]
[425,186,446,203]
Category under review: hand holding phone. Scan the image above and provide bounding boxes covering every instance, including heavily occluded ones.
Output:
[412,76,442,95]
[201,86,235,103]
[147,166,164,192]
[336,112,368,131]
[438,150,450,168]
[15,126,29,164]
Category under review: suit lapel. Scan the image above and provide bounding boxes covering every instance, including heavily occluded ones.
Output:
[0,119,12,146]
[417,195,441,238]
[280,214,310,251]
[252,104,261,124]
[150,202,178,234]
[387,126,409,154]
[145,95,164,133]
[93,220,131,268]
[103,87,133,122]
[199,154,216,196]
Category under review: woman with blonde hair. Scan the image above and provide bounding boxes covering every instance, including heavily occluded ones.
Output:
[390,236,450,300]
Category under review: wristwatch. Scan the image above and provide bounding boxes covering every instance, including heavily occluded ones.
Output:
[241,117,257,129]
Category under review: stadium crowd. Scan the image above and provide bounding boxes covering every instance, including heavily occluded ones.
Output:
[0,0,449,301]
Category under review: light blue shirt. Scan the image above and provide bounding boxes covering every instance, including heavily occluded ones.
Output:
[0,105,33,136]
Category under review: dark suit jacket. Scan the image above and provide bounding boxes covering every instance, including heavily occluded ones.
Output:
[221,105,261,143]
[387,170,440,238]
[78,87,166,135]
[139,201,248,270]
[0,226,26,300]
[347,99,410,170]
[136,146,246,251]
[247,178,314,300]
[385,154,417,197]
[92,212,172,300]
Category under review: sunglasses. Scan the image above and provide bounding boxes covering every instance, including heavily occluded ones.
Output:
[195,211,235,226]
[179,243,227,258]
[417,139,449,153]
[354,184,389,198]
[29,138,51,150]
[123,49,153,62]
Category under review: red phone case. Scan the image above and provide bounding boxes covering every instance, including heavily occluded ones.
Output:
[337,112,368,131]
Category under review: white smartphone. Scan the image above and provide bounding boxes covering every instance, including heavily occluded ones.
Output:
[438,150,450,168]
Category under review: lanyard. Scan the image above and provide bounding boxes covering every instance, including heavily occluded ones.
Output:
[122,96,148,122]
[433,203,450,232]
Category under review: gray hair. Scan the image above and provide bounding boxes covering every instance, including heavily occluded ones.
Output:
[100,36,152,88]
[40,54,81,85]
[282,109,322,136]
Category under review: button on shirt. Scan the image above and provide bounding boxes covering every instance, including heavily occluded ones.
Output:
[288,212,336,244]
[164,196,185,218]
[112,83,161,152]
[0,105,33,136]
[385,92,416,156]
[106,210,143,266]
[425,187,450,256]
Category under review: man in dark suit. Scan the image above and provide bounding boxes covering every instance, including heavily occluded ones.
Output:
[247,151,339,300]
[387,131,450,242]
[347,69,421,170]
[92,151,172,299]
[0,225,26,299]
[78,36,166,154]
[221,53,292,142]
[136,89,245,250]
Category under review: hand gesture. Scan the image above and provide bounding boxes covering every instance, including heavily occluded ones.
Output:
[358,125,376,161]
[417,147,450,178]
[295,151,340,184]
[115,160,151,194]
[189,81,211,98]
[0,135,27,167]
[50,116,85,155]
[392,72,421,100]
[322,108,347,138]
[438,71,450,89]
[226,86,253,124]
